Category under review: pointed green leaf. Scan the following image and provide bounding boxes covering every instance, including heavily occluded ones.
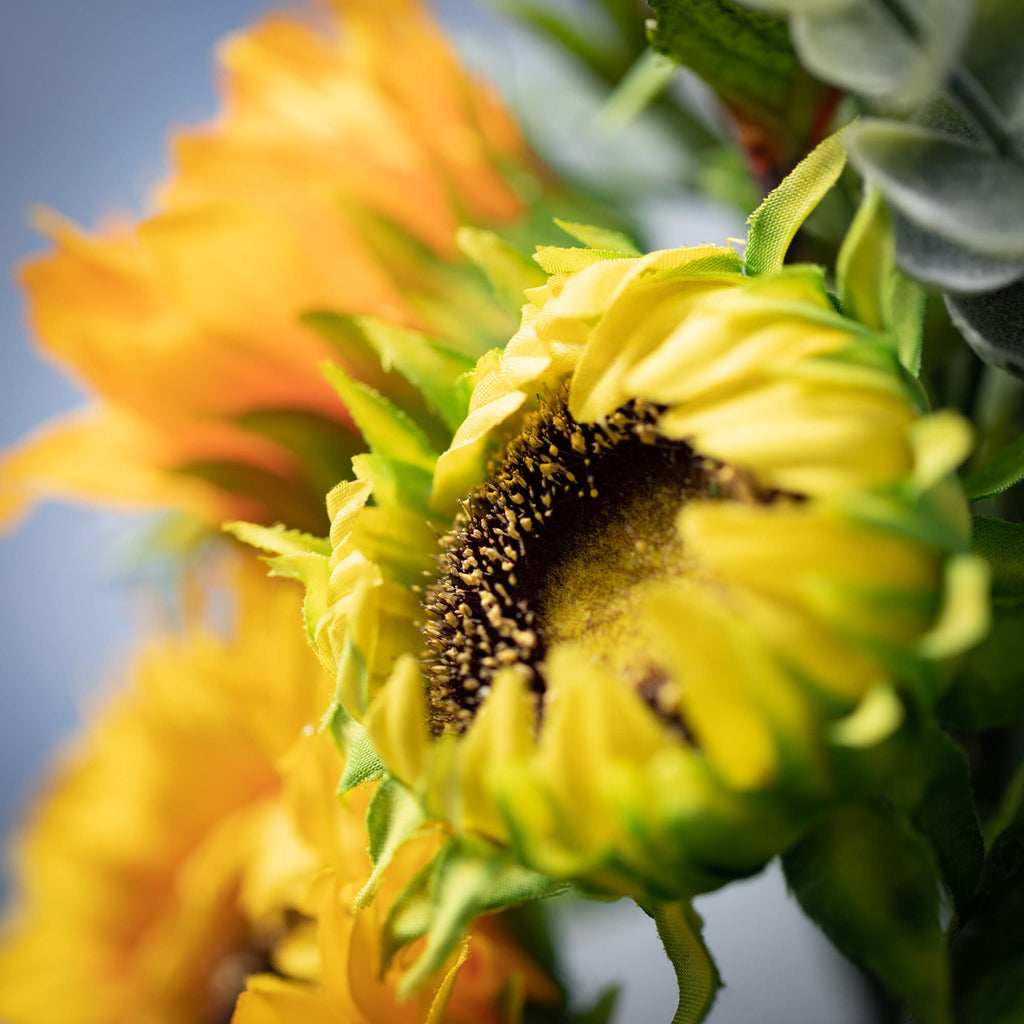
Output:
[554,219,642,256]
[320,361,437,471]
[745,126,849,275]
[457,227,550,311]
[355,776,427,909]
[224,521,331,558]
[646,901,720,1024]
[782,801,950,1024]
[397,843,568,998]
[327,704,385,792]
[225,521,332,644]
[353,319,476,433]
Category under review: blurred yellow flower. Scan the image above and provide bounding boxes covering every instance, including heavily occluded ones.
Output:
[254,239,989,900]
[1,0,545,535]
[0,558,554,1024]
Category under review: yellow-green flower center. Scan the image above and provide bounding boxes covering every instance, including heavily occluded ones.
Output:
[422,387,785,734]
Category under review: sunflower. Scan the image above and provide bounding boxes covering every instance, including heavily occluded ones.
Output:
[0,0,555,536]
[244,235,988,906]
[0,557,555,1024]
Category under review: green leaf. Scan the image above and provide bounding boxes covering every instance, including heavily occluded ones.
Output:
[355,776,427,909]
[782,801,950,1024]
[320,362,438,471]
[353,319,476,434]
[949,821,1024,1023]
[392,841,568,998]
[745,126,849,275]
[645,901,720,1024]
[224,521,331,643]
[327,703,385,792]
[850,121,1024,260]
[790,0,971,109]
[457,227,549,311]
[891,210,1024,294]
[224,521,331,558]
[946,280,1024,374]
[963,436,1024,501]
[648,0,826,160]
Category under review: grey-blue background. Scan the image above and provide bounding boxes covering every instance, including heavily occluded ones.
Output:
[0,2,870,1020]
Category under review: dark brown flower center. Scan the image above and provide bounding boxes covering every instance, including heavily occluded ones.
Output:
[420,385,779,735]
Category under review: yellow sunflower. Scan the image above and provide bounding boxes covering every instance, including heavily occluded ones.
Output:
[0,557,555,1024]
[241,235,988,907]
[0,0,555,535]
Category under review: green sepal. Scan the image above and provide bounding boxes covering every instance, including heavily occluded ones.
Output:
[351,454,434,513]
[963,435,1024,501]
[384,838,569,997]
[320,361,438,471]
[745,125,849,276]
[457,227,549,312]
[949,821,1024,1023]
[355,775,428,910]
[553,219,642,256]
[534,246,635,276]
[224,521,331,559]
[351,318,476,434]
[327,703,385,793]
[836,188,926,375]
[643,900,720,1024]
[223,521,331,644]
[782,800,950,1024]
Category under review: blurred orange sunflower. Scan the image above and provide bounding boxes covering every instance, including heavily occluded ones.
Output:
[1,0,552,535]
[0,557,556,1024]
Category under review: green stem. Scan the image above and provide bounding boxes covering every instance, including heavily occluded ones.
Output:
[646,900,720,1024]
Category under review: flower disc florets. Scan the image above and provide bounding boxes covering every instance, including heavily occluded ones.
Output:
[423,383,791,735]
